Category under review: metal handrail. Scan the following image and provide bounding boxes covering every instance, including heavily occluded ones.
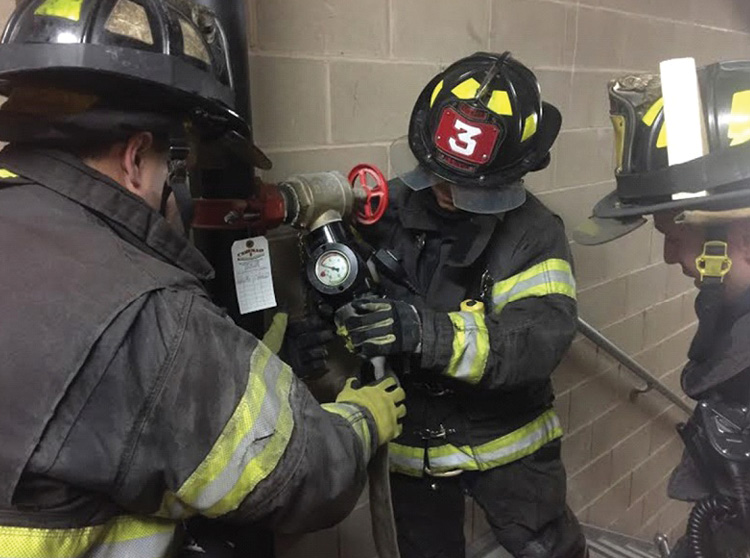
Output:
[577,318,693,415]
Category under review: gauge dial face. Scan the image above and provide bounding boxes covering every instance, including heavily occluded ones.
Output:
[315,250,351,287]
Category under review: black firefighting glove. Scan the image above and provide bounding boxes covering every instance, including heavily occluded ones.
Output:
[281,314,335,381]
[335,297,422,359]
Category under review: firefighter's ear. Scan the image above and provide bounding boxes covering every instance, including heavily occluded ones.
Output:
[121,132,154,192]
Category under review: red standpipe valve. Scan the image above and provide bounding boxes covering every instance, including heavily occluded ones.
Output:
[192,163,390,232]
[349,164,389,226]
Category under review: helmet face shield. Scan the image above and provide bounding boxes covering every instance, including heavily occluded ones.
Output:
[390,136,442,191]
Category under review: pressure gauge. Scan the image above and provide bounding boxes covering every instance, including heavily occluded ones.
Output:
[315,250,351,287]
[306,242,361,296]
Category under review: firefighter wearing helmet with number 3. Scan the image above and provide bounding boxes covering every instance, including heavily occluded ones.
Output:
[334,52,586,558]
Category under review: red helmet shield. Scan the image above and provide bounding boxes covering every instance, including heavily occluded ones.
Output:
[434,106,501,166]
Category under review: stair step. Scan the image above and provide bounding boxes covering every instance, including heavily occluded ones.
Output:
[589,540,631,558]
[596,538,656,558]
[624,543,659,558]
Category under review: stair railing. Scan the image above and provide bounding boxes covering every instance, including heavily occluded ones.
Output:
[577,318,692,416]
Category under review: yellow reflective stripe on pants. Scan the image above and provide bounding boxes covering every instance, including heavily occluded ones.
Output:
[0,169,18,179]
[492,259,576,314]
[322,402,373,462]
[163,342,295,518]
[444,311,490,385]
[0,516,176,558]
[389,410,562,477]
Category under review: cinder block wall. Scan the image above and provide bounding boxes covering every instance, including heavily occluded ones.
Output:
[249,1,750,556]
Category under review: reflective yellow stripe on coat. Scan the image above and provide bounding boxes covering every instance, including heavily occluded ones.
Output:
[159,342,296,519]
[492,258,576,314]
[389,410,562,477]
[0,516,176,558]
[444,311,490,385]
[442,259,575,385]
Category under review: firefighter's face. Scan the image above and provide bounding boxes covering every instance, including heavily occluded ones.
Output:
[654,211,705,282]
[431,182,458,211]
[654,211,750,299]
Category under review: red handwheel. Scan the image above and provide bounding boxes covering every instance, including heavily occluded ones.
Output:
[349,164,389,225]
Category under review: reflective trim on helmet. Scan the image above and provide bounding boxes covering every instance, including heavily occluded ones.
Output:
[0,516,176,558]
[451,78,481,100]
[35,0,84,21]
[728,90,750,147]
[488,90,512,116]
[657,122,668,148]
[430,80,444,108]
[179,16,211,65]
[389,410,563,477]
[642,98,664,126]
[105,0,154,45]
[521,113,538,142]
[492,258,577,314]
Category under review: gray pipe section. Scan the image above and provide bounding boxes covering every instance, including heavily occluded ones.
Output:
[577,317,693,415]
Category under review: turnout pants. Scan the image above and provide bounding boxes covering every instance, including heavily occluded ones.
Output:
[391,441,586,558]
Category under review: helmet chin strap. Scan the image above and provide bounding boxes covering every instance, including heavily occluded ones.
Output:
[688,225,733,362]
[160,131,194,235]
[695,225,733,287]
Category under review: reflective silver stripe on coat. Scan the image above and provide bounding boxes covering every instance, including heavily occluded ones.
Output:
[190,352,285,510]
[88,530,174,558]
[492,269,576,310]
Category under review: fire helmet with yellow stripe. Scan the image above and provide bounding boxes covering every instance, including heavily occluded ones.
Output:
[391,51,562,214]
[574,60,750,246]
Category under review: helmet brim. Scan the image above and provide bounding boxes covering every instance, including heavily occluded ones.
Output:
[575,186,750,245]
[450,181,526,214]
[391,135,527,213]
[572,215,647,245]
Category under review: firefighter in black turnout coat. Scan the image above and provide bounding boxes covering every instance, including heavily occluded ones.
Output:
[336,52,586,558]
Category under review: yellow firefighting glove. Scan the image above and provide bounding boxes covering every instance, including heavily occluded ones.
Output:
[261,311,288,354]
[336,375,406,446]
